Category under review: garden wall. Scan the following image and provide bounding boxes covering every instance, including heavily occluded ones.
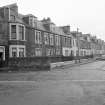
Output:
[4,55,93,71]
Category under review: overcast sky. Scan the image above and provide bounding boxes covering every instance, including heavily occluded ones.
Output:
[1,0,105,40]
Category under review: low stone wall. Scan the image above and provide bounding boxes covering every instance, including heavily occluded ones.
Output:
[8,57,50,71]
[2,55,94,71]
[7,56,74,71]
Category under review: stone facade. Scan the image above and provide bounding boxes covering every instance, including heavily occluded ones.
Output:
[0,3,104,68]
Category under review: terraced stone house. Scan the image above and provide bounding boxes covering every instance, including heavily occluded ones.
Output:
[0,3,73,63]
[0,3,105,68]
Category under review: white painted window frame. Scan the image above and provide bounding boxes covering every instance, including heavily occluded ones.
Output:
[9,23,17,40]
[55,35,59,46]
[35,48,42,56]
[44,32,49,45]
[18,24,26,41]
[35,30,42,44]
[9,45,26,57]
[37,31,41,44]
[35,30,37,43]
[50,34,54,45]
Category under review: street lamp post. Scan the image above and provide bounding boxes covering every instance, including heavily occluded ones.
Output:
[77,28,80,63]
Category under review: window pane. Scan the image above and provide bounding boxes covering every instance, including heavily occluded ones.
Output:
[19,25,24,40]
[58,36,60,45]
[46,48,54,56]
[35,31,42,44]
[35,48,42,56]
[56,48,60,55]
[55,35,60,46]
[50,34,54,45]
[11,25,16,39]
[46,49,50,56]
[30,18,33,26]
[38,32,42,44]
[44,33,49,45]
[35,30,37,43]
[12,48,17,57]
[33,18,36,27]
[10,15,15,21]
[19,48,24,57]
[65,50,69,56]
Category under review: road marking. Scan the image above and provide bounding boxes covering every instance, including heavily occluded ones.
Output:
[0,80,105,83]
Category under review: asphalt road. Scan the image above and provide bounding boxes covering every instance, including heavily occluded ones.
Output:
[0,61,105,105]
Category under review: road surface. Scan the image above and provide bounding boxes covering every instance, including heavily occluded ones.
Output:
[0,61,105,105]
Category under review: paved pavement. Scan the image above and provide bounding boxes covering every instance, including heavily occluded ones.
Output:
[0,61,105,105]
[51,58,96,69]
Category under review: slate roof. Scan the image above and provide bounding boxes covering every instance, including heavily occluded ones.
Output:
[2,3,17,8]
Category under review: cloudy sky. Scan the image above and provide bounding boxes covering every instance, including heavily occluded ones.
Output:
[0,0,105,40]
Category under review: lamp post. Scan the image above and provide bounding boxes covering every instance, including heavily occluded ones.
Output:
[77,27,80,62]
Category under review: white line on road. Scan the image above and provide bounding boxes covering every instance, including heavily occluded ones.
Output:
[0,80,105,83]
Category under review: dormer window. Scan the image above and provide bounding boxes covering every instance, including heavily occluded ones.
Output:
[10,15,16,21]
[29,16,37,27]
[50,24,55,32]
[29,17,33,26]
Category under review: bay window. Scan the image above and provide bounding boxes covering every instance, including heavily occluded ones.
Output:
[10,23,25,40]
[19,25,25,40]
[10,45,26,57]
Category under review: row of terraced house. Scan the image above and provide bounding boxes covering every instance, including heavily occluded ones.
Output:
[0,3,105,68]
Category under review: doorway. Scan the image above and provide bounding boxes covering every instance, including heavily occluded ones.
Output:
[0,46,5,67]
[0,52,3,67]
